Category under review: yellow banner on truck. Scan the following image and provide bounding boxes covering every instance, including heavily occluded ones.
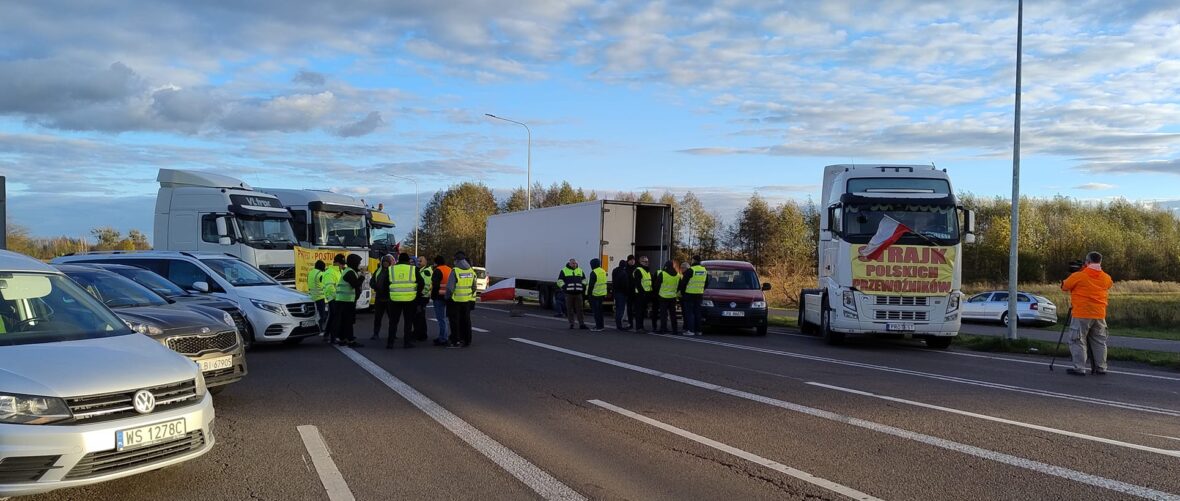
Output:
[850,244,956,297]
[294,246,364,292]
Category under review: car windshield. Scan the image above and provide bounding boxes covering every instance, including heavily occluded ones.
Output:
[706,269,760,290]
[201,259,277,287]
[844,204,959,243]
[111,267,187,298]
[313,211,369,247]
[0,272,131,346]
[237,216,298,250]
[64,269,169,308]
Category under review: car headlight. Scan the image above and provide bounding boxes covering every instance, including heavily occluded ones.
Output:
[0,393,72,425]
[751,301,767,309]
[701,300,714,308]
[128,322,165,336]
[250,299,288,316]
[842,290,857,312]
[946,293,961,314]
[221,311,235,327]
[195,371,208,398]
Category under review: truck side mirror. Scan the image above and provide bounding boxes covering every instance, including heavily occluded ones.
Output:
[962,208,976,244]
[826,204,842,237]
[215,216,232,245]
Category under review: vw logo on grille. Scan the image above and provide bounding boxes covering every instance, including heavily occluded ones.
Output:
[133,390,157,414]
[730,302,737,308]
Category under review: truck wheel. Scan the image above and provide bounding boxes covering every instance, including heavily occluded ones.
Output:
[926,337,953,349]
[797,308,814,335]
[821,297,845,345]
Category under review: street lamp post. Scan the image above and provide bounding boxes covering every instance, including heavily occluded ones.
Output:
[387,173,419,258]
[1007,0,1024,341]
[485,113,532,210]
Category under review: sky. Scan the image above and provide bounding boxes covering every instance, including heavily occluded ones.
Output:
[2,0,1180,241]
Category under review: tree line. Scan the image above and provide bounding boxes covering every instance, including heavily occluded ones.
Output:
[404,182,1180,290]
[6,225,152,260]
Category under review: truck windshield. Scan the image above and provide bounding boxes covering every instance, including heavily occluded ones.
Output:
[237,216,297,250]
[706,269,761,290]
[844,204,959,244]
[370,227,397,255]
[200,259,278,287]
[313,211,369,248]
[0,273,132,346]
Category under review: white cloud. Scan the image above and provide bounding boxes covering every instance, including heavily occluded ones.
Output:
[1073,182,1116,190]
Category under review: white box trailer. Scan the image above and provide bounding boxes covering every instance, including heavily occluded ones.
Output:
[485,200,674,308]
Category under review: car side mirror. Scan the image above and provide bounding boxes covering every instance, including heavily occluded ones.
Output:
[192,281,210,293]
[761,282,772,291]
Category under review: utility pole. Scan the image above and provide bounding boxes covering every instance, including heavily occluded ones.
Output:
[1007,0,1024,341]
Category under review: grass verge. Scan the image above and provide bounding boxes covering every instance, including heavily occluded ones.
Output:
[954,334,1180,371]
[768,315,799,329]
[1029,324,1180,342]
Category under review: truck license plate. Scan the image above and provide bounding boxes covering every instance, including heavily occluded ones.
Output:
[117,419,187,451]
[886,323,915,332]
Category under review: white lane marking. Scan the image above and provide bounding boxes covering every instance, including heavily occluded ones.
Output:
[589,399,882,501]
[654,334,1180,417]
[919,349,1180,382]
[806,382,1180,459]
[297,425,356,501]
[512,338,1180,501]
[336,347,585,501]
[426,317,489,333]
[1147,434,1180,443]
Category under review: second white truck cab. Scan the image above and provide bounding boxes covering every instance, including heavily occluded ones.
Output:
[154,169,299,287]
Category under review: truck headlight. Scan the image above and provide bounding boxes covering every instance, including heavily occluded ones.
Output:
[946,293,961,314]
[128,322,165,336]
[701,300,714,308]
[842,290,857,312]
[250,299,288,316]
[751,301,767,309]
[0,393,72,425]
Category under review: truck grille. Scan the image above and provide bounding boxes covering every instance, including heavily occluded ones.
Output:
[259,265,296,285]
[63,431,206,480]
[0,455,61,483]
[64,380,199,424]
[874,296,929,306]
[166,330,239,356]
[875,310,929,321]
[286,302,316,317]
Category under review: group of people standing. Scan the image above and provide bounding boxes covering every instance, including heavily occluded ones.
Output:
[306,251,479,349]
[555,254,708,336]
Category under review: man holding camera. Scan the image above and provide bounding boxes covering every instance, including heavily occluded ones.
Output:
[1061,251,1114,376]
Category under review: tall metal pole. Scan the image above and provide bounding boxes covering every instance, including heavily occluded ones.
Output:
[1007,0,1024,341]
[485,113,532,210]
[0,176,7,250]
[387,174,419,258]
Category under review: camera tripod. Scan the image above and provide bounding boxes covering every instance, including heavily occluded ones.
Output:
[1049,307,1071,371]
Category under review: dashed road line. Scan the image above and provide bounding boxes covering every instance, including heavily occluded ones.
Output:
[297,425,356,501]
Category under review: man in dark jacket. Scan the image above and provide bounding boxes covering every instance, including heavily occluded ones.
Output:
[370,254,395,341]
[557,258,588,330]
[612,258,631,330]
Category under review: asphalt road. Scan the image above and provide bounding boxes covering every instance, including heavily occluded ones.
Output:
[25,304,1180,500]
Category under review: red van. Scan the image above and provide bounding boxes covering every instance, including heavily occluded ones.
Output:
[699,260,771,335]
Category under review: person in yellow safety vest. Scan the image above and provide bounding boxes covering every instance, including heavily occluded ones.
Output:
[653,260,681,335]
[411,256,432,343]
[679,256,708,337]
[557,258,588,330]
[321,256,343,342]
[333,254,365,347]
[385,253,424,350]
[586,258,609,331]
[446,251,478,348]
[308,260,330,334]
[631,256,654,332]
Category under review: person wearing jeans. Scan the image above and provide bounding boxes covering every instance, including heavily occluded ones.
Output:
[430,256,451,346]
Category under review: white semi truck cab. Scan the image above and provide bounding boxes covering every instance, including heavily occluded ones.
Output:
[154,169,299,286]
[799,164,976,349]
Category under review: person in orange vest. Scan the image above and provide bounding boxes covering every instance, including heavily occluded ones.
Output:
[431,255,452,346]
[1061,251,1114,376]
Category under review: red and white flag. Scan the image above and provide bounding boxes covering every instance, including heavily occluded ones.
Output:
[479,277,516,302]
[858,215,911,261]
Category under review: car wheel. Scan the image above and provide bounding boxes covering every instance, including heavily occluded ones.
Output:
[821,296,844,345]
[240,330,254,351]
[925,336,952,349]
[1000,311,1009,327]
[756,325,768,336]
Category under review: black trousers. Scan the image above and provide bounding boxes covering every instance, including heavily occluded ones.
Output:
[631,294,650,330]
[658,298,678,334]
[412,299,429,341]
[448,301,473,346]
[334,302,357,342]
[371,301,398,339]
[385,301,416,347]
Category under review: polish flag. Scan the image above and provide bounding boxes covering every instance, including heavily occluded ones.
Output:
[479,277,516,302]
[858,216,912,261]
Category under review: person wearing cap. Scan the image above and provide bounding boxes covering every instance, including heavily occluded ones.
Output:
[680,256,707,337]
[446,251,478,347]
[587,258,608,331]
[557,258,588,330]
